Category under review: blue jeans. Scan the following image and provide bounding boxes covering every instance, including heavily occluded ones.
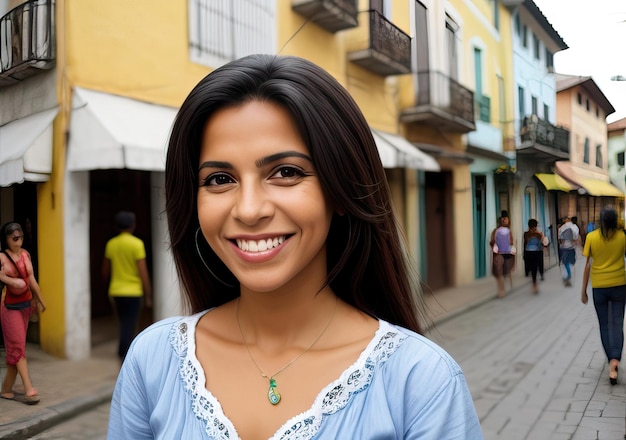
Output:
[592,285,626,361]
[113,296,142,360]
[560,248,576,279]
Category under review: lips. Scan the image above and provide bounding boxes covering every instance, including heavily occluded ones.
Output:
[235,236,286,252]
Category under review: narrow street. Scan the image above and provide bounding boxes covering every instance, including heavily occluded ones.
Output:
[429,258,626,439]
[26,259,626,440]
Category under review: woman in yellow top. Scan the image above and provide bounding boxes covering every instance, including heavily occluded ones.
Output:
[581,206,626,385]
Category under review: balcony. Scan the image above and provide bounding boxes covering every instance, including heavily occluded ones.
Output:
[517,115,570,160]
[291,0,358,33]
[347,10,411,76]
[0,0,55,87]
[400,71,476,133]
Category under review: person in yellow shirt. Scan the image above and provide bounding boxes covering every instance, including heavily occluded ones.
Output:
[581,206,626,385]
[102,211,152,362]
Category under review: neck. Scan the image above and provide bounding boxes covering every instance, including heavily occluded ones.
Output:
[237,287,338,350]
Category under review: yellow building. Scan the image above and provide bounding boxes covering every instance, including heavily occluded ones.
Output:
[437,0,517,282]
[1,0,443,358]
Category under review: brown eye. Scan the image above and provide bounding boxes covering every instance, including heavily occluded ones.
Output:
[202,173,235,187]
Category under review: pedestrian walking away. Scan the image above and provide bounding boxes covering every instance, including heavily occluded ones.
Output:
[102,211,153,363]
[523,218,548,294]
[581,206,626,385]
[107,54,483,439]
[558,215,579,286]
[0,222,46,405]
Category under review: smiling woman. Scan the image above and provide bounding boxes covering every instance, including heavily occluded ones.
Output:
[107,54,483,439]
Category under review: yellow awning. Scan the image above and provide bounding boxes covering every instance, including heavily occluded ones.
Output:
[535,173,573,192]
[577,178,624,197]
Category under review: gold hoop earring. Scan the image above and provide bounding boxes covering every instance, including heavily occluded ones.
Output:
[195,228,236,288]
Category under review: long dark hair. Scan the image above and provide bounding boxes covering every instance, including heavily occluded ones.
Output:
[599,206,618,240]
[165,54,423,333]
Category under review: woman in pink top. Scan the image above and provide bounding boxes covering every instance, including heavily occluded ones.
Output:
[0,222,45,404]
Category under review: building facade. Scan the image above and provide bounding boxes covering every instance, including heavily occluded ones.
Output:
[553,74,623,232]
[507,0,567,266]
[2,0,444,358]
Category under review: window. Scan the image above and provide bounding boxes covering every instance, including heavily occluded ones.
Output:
[531,96,538,115]
[371,0,392,17]
[545,50,554,71]
[518,86,525,119]
[493,0,499,31]
[522,25,528,48]
[577,93,582,105]
[445,16,458,81]
[596,106,599,118]
[586,99,590,111]
[514,11,521,36]
[189,0,276,68]
[533,34,540,60]
[414,0,430,98]
[543,103,549,120]
[617,151,625,167]
[596,145,603,167]
[583,137,590,163]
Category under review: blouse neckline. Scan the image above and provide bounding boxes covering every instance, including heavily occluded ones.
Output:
[169,311,405,440]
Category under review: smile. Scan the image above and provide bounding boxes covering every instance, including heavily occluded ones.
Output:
[235,236,286,252]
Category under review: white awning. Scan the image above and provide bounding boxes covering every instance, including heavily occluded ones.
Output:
[371,129,440,171]
[67,87,179,171]
[0,107,58,187]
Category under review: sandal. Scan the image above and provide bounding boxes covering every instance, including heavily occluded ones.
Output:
[0,392,14,400]
[24,392,39,405]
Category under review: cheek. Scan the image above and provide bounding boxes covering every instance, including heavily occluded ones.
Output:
[197,196,228,233]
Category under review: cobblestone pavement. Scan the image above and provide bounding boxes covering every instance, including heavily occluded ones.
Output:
[428,258,626,440]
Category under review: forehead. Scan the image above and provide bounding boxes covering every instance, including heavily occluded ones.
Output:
[200,100,308,157]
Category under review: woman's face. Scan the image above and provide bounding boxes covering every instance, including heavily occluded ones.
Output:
[6,229,23,252]
[197,100,334,294]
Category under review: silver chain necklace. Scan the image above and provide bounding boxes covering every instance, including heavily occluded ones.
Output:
[236,296,338,405]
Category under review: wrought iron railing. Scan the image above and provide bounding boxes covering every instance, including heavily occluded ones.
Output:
[368,10,411,72]
[520,115,570,153]
[416,70,475,123]
[0,0,55,81]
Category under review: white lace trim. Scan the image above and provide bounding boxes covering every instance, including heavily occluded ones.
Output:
[170,312,406,440]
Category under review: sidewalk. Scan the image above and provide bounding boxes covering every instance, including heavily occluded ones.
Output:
[0,268,535,439]
[0,340,119,439]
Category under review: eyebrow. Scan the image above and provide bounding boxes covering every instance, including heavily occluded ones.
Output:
[198,151,312,171]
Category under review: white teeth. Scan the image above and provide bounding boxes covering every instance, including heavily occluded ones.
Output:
[236,236,285,252]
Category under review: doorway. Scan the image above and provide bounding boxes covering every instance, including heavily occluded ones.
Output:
[89,170,153,344]
[424,171,453,290]
[472,175,486,278]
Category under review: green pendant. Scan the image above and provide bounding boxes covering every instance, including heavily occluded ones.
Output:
[267,378,281,405]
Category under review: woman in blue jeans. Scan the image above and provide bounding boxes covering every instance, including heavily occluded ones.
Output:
[581,207,626,385]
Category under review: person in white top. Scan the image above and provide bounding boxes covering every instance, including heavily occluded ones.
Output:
[558,216,580,286]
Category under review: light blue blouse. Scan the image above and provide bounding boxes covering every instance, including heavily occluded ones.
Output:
[108,311,483,439]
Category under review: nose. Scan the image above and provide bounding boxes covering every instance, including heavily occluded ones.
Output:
[231,180,273,226]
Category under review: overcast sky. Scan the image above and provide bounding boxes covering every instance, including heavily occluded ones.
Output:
[532,0,626,123]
